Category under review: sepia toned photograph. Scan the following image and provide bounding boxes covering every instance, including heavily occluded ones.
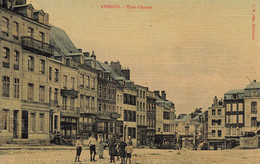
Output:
[0,0,260,163]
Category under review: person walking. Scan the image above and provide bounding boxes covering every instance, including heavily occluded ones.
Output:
[97,137,105,159]
[88,133,97,162]
[108,134,117,163]
[75,136,83,162]
[125,142,134,164]
[118,136,127,164]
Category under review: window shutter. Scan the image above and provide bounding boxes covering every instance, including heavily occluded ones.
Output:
[0,110,2,130]
[9,110,13,132]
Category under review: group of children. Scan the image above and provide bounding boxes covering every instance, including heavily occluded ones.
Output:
[75,134,134,164]
[117,136,134,164]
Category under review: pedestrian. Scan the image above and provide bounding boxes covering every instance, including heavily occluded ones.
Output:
[118,136,127,164]
[127,136,133,146]
[125,142,134,164]
[108,134,117,163]
[75,136,83,162]
[97,137,105,159]
[87,133,97,162]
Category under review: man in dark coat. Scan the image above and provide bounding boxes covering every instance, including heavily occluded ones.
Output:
[108,134,117,163]
[118,136,127,164]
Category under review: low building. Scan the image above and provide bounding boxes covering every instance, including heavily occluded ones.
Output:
[176,109,205,150]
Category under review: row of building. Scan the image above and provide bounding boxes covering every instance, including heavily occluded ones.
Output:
[175,81,260,150]
[0,0,175,147]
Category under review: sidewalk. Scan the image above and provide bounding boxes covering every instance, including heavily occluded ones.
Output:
[0,144,90,150]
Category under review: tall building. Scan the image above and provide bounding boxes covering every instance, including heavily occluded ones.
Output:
[207,96,226,150]
[154,91,175,148]
[0,0,52,144]
[146,90,156,147]
[224,89,245,148]
[135,85,148,146]
[95,61,120,141]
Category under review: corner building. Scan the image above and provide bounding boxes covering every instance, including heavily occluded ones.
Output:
[0,0,51,144]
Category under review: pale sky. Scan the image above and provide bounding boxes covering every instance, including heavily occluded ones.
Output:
[30,0,260,114]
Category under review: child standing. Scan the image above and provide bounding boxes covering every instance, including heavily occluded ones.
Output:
[125,142,134,164]
[75,136,83,162]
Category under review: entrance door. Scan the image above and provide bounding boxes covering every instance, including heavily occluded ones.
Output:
[22,111,28,139]
[13,110,18,138]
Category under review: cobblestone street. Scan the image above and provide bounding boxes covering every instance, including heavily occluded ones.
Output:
[1,148,260,164]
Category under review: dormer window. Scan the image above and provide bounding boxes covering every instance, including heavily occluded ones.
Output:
[232,93,237,99]
[27,8,33,18]
[251,90,258,97]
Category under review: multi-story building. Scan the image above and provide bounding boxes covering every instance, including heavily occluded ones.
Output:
[224,89,245,149]
[50,26,98,139]
[208,96,226,150]
[176,109,205,150]
[108,61,138,146]
[154,91,175,148]
[146,90,156,147]
[0,0,52,144]
[135,85,148,146]
[95,61,120,141]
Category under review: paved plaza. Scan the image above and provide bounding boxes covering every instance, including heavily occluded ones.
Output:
[1,148,260,164]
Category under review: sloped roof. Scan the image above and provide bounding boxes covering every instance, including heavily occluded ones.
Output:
[13,4,34,9]
[225,89,245,94]
[245,82,260,89]
[50,25,79,56]
[97,61,124,80]
[176,115,191,122]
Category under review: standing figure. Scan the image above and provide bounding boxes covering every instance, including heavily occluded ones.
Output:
[75,136,83,162]
[125,142,134,164]
[88,133,97,162]
[127,136,133,146]
[97,137,105,159]
[118,136,127,164]
[108,134,117,163]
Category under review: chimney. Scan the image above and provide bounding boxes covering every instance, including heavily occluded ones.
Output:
[122,68,130,80]
[83,52,90,57]
[213,96,218,106]
[110,61,122,74]
[161,90,166,99]
[91,51,96,59]
[154,91,160,97]
[78,49,82,53]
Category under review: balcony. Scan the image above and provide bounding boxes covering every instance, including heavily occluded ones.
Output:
[21,36,54,57]
[60,106,80,115]
[61,89,78,98]
[80,107,97,115]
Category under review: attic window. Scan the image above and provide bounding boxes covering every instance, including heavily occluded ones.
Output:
[232,94,237,99]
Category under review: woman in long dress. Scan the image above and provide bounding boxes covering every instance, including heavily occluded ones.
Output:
[97,138,105,159]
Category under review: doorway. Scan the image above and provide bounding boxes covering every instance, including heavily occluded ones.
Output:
[22,111,28,139]
[13,110,18,138]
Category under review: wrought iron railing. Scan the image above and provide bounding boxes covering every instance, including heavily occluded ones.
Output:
[21,36,53,56]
